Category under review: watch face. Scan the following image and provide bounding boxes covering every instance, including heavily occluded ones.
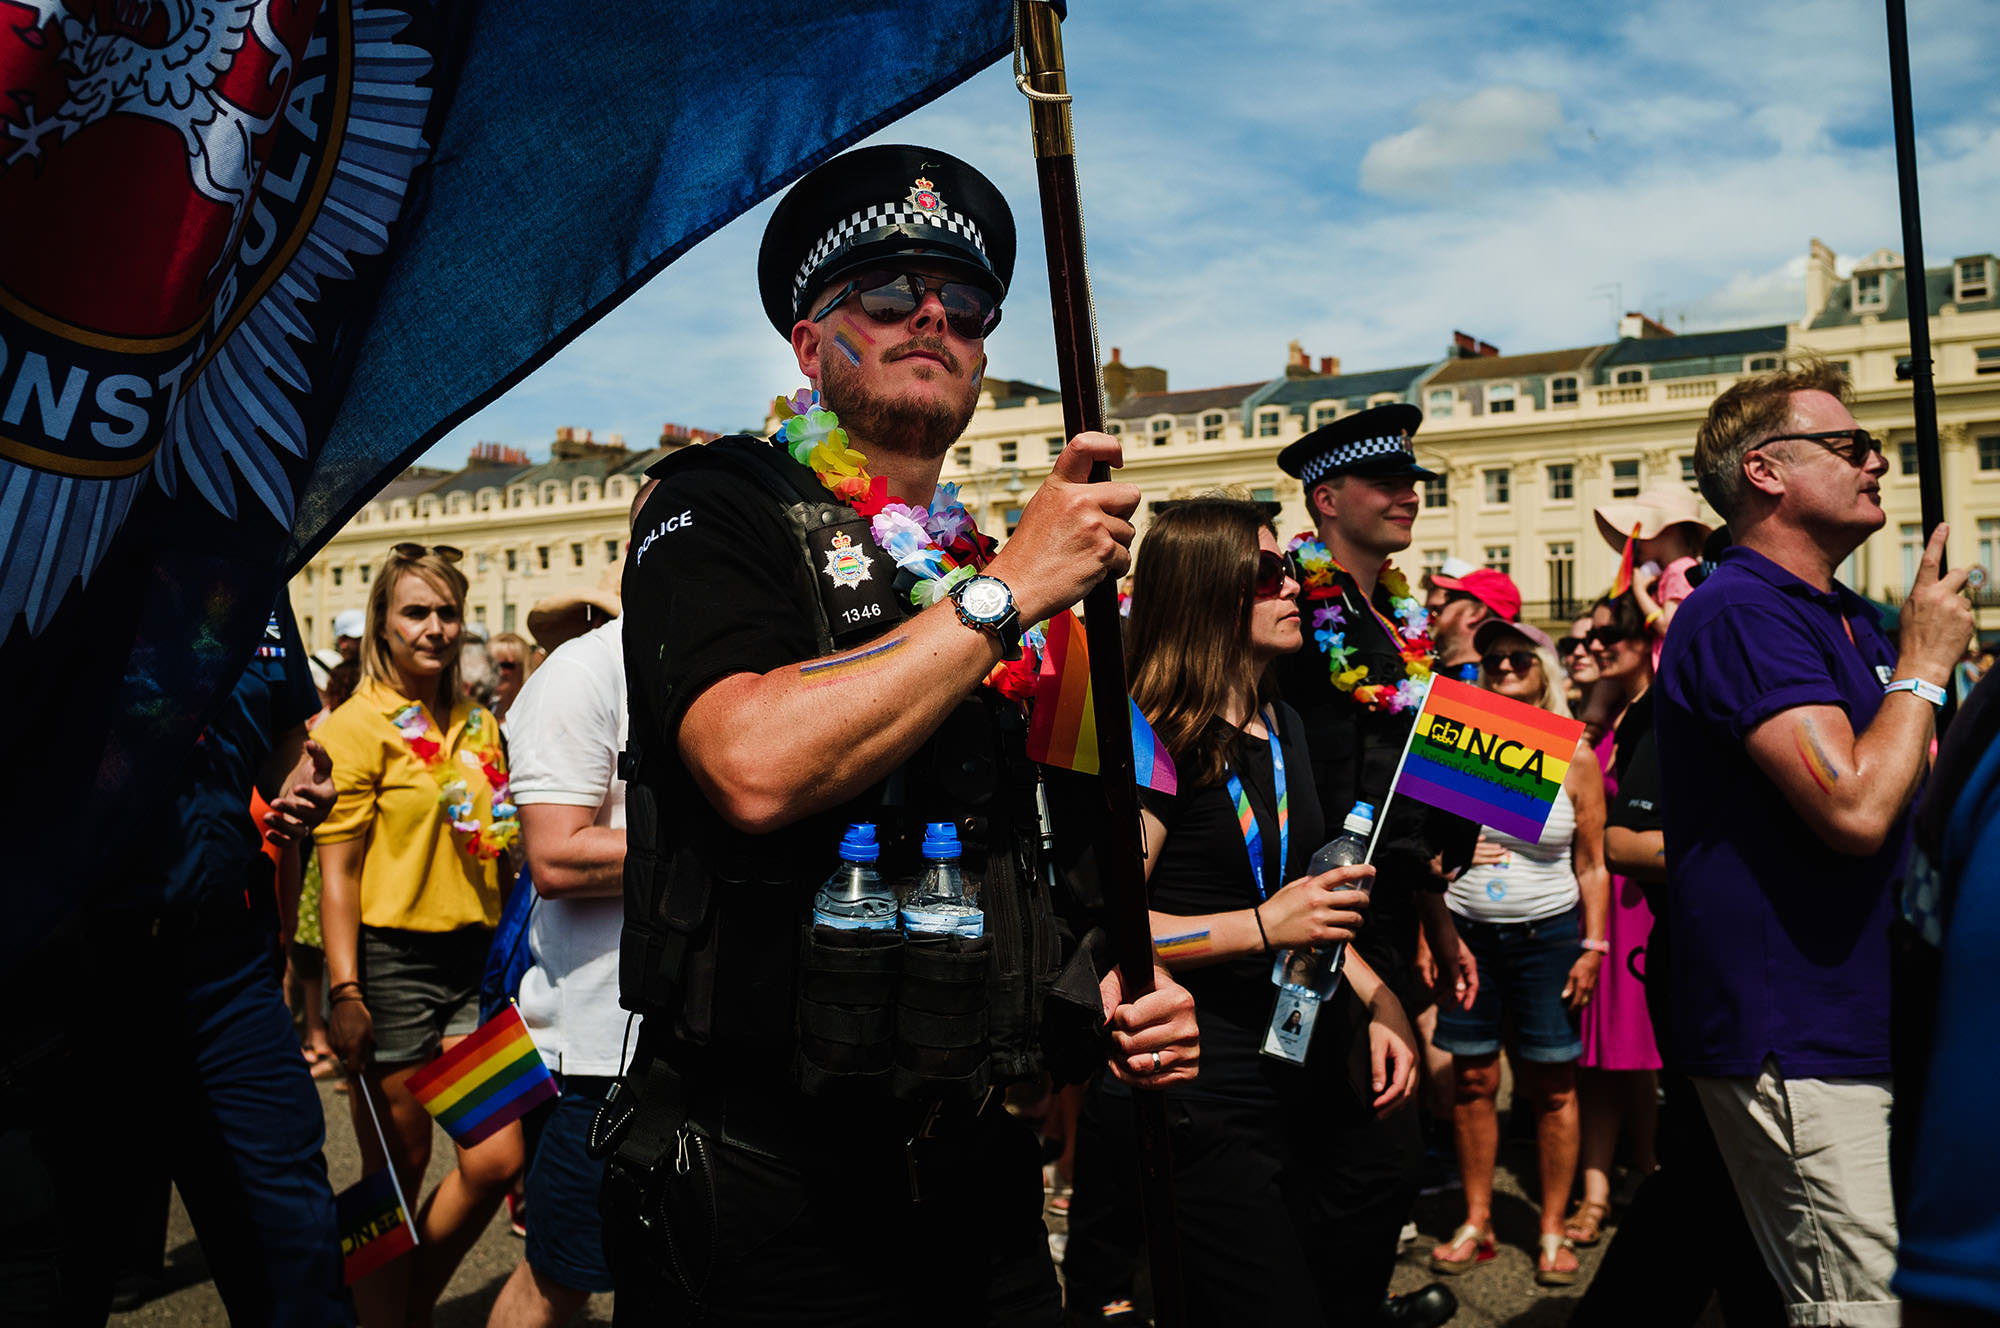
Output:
[961,578,1010,620]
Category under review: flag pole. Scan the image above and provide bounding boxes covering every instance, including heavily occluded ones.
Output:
[355,1075,419,1244]
[1015,6,1185,1323]
[1363,679,1432,866]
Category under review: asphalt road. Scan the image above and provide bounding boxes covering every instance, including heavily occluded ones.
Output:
[110,1074,1678,1327]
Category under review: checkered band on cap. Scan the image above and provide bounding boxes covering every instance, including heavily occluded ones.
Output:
[1299,434,1415,484]
[792,202,989,314]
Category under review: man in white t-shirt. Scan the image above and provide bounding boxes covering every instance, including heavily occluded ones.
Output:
[488,615,628,1328]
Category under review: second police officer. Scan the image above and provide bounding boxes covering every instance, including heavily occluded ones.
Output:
[600,145,1201,1324]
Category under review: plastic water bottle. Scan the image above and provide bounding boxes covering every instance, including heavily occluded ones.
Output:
[900,821,985,939]
[811,824,898,931]
[1279,801,1376,990]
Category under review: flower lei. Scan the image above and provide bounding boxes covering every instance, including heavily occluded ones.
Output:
[1286,533,1434,714]
[390,703,520,860]
[772,388,1043,699]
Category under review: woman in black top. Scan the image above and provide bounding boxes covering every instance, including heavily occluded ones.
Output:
[1061,498,1419,1325]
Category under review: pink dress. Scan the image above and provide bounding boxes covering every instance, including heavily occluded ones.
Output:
[1579,730,1662,1071]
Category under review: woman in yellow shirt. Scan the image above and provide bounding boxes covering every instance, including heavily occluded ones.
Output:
[315,544,523,1324]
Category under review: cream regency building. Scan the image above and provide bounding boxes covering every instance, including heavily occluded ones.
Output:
[291,240,2000,648]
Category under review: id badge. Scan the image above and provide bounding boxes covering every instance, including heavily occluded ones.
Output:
[1261,947,1343,1065]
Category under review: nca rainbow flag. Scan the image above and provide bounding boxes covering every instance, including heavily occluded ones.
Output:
[407,1005,558,1147]
[335,1167,416,1284]
[1026,610,1176,794]
[1397,676,1586,842]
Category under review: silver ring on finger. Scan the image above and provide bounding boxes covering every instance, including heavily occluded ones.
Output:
[1151,1050,1162,1074]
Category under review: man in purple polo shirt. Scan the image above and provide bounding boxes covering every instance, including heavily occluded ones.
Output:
[1659,360,1972,1328]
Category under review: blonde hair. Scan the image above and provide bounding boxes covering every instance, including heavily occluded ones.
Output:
[491,631,537,682]
[1480,632,1573,719]
[359,548,468,711]
[1694,354,1850,521]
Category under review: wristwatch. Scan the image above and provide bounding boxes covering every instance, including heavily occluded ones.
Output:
[949,575,1023,660]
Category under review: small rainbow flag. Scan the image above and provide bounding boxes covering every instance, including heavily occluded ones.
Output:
[1025,610,1176,794]
[335,1168,417,1283]
[1609,521,1641,596]
[406,1004,558,1147]
[1396,676,1585,842]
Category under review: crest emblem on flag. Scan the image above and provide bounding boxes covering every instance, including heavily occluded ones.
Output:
[0,0,434,634]
[907,175,942,212]
[821,530,873,590]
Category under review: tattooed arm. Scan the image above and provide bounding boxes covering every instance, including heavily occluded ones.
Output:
[1743,699,1938,856]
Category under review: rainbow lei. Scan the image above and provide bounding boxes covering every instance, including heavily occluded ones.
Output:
[1286,534,1434,714]
[772,388,1043,699]
[390,703,520,860]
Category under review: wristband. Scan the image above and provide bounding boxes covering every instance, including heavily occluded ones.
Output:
[1580,939,1610,954]
[1884,677,1947,707]
[1251,904,1270,953]
[328,980,362,996]
[1643,608,1663,628]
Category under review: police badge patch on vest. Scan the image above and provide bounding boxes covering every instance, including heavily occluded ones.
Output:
[808,519,901,643]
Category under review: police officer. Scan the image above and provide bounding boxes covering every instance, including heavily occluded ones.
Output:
[0,598,347,1325]
[1272,407,1474,1328]
[603,144,1199,1325]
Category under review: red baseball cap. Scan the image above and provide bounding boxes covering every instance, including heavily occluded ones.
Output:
[1431,569,1521,622]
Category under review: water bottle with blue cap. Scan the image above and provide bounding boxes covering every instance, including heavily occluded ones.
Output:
[900,821,984,939]
[811,823,898,930]
[1264,801,1376,1064]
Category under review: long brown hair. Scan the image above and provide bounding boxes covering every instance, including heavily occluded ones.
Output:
[1127,497,1276,788]
[359,547,467,712]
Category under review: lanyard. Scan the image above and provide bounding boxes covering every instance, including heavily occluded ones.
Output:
[1343,582,1412,655]
[1224,706,1288,902]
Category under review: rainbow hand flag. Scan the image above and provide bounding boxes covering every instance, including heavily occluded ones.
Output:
[1396,676,1586,842]
[1026,610,1176,794]
[1609,521,1641,596]
[406,1004,559,1147]
[335,1168,417,1284]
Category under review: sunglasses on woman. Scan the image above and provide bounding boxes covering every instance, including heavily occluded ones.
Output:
[1482,650,1540,674]
[1585,625,1635,649]
[389,542,463,563]
[1253,550,1299,600]
[810,268,1003,341]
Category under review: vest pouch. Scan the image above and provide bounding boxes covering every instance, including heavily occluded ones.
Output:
[793,924,903,1098]
[892,934,992,1101]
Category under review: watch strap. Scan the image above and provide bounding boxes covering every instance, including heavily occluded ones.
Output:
[1884,677,1947,707]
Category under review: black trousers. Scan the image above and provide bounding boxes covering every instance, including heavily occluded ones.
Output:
[1064,1072,1421,1325]
[603,1104,1060,1326]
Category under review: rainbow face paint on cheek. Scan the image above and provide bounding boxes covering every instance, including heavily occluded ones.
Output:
[831,328,862,367]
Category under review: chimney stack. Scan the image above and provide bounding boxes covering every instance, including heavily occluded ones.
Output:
[1110,347,1123,364]
[1319,355,1339,376]
[1804,237,1839,323]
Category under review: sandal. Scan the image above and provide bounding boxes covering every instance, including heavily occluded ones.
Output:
[1535,1232,1579,1286]
[1563,1198,1609,1246]
[1428,1223,1495,1275]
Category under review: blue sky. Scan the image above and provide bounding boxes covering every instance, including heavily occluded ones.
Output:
[427,0,2000,466]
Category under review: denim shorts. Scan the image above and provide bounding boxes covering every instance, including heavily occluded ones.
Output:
[524,1075,615,1292]
[1434,906,1584,1063]
[357,925,488,1066]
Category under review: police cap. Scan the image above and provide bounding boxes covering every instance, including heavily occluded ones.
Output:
[758,144,1015,336]
[1276,402,1437,485]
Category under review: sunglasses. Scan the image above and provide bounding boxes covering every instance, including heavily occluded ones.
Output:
[1482,650,1540,674]
[1756,427,1882,469]
[1555,638,1589,657]
[1254,550,1299,600]
[389,542,463,563]
[1586,625,1636,649]
[811,268,1002,341]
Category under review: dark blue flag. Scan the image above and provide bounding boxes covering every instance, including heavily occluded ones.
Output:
[0,0,1019,973]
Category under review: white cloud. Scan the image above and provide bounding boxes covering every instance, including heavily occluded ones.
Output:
[1359,86,1569,199]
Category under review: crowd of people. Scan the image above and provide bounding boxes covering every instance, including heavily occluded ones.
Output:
[7,139,1996,1328]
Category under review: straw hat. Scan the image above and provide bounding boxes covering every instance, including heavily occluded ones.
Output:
[1593,482,1712,552]
[527,587,621,652]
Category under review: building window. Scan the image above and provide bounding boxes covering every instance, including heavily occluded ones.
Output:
[1004,506,1024,535]
[1829,360,1853,382]
[1423,474,1449,509]
[1979,518,2000,588]
[1681,454,1698,488]
[571,542,585,567]
[1548,541,1576,615]
[1421,548,1448,582]
[1150,418,1173,446]
[1855,272,1884,308]
[1251,486,1276,504]
[1980,435,2000,471]
[1901,523,1923,591]
[1611,459,1640,498]
[1959,258,1991,301]
[1312,404,1338,429]
[506,549,518,573]
[476,552,490,574]
[1487,383,1517,414]
[1748,355,1780,372]
[1200,412,1224,440]
[304,566,315,586]
[1483,468,1510,505]
[998,440,1017,465]
[537,546,550,571]
[471,605,484,628]
[1898,441,1919,476]
[1975,346,2000,375]
[606,539,621,563]
[1483,545,1511,576]
[1256,409,1281,438]
[1549,376,1578,406]
[1046,436,1064,459]
[1614,368,1644,385]
[953,445,972,468]
[503,603,517,632]
[1427,388,1454,419]
[359,564,370,585]
[332,567,343,587]
[1106,421,1123,435]
[1546,463,1574,502]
